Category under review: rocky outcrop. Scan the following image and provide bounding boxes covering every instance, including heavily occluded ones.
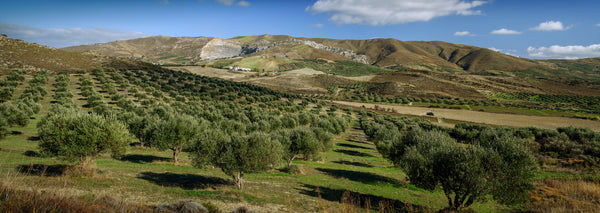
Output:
[240,38,370,64]
[200,38,242,60]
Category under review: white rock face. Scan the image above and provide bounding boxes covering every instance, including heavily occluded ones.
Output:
[241,38,370,64]
[200,38,242,60]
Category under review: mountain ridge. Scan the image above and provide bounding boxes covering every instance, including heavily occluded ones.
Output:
[61,35,545,72]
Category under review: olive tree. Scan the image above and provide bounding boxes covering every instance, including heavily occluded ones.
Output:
[378,129,536,210]
[272,127,321,167]
[38,107,130,171]
[0,87,14,102]
[147,112,203,163]
[192,130,282,190]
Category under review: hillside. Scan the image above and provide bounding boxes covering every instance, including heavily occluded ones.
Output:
[63,35,551,73]
[0,35,161,73]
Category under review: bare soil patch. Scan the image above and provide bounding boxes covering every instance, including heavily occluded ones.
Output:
[335,101,600,131]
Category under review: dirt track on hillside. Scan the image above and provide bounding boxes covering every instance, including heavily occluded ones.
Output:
[335,101,600,131]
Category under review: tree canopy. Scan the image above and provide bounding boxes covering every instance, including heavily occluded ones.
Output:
[38,107,131,170]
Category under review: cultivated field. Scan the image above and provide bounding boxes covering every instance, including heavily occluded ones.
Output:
[335,101,600,131]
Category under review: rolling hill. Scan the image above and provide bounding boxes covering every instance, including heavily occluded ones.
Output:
[62,34,550,72]
[0,35,161,74]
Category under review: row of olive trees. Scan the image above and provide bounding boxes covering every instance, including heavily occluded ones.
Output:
[0,70,46,139]
[360,114,537,210]
[37,101,349,190]
[35,68,350,190]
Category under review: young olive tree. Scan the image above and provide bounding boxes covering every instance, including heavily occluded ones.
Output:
[192,130,282,190]
[38,107,130,171]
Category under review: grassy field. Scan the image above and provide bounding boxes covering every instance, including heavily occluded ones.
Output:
[1,117,513,212]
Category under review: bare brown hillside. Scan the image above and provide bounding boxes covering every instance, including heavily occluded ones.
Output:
[1,36,100,72]
[0,36,160,73]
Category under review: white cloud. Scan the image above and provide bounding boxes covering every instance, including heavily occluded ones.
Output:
[237,0,250,7]
[596,23,600,27]
[488,47,502,52]
[531,21,571,31]
[527,44,600,59]
[306,0,487,26]
[313,23,324,28]
[491,28,521,35]
[454,31,473,36]
[487,47,520,57]
[0,22,145,48]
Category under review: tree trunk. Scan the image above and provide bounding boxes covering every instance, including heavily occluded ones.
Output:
[287,155,297,167]
[233,171,244,190]
[454,193,463,209]
[464,195,474,208]
[172,148,180,163]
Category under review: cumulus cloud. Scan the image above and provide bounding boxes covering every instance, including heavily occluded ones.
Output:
[306,0,487,25]
[488,47,519,57]
[491,28,521,35]
[454,31,474,36]
[531,21,571,31]
[527,44,600,59]
[0,22,145,48]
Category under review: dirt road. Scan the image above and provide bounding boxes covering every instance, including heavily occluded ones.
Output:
[335,101,600,131]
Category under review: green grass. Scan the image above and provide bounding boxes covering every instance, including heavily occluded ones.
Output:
[0,116,518,212]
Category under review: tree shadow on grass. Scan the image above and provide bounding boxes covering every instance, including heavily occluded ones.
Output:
[337,143,372,150]
[137,172,231,190]
[120,154,171,164]
[297,184,428,212]
[27,136,40,141]
[333,149,375,157]
[331,160,373,168]
[16,164,70,177]
[23,150,41,157]
[316,168,398,185]
[346,139,371,145]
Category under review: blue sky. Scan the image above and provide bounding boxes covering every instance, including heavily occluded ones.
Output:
[1,0,599,59]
